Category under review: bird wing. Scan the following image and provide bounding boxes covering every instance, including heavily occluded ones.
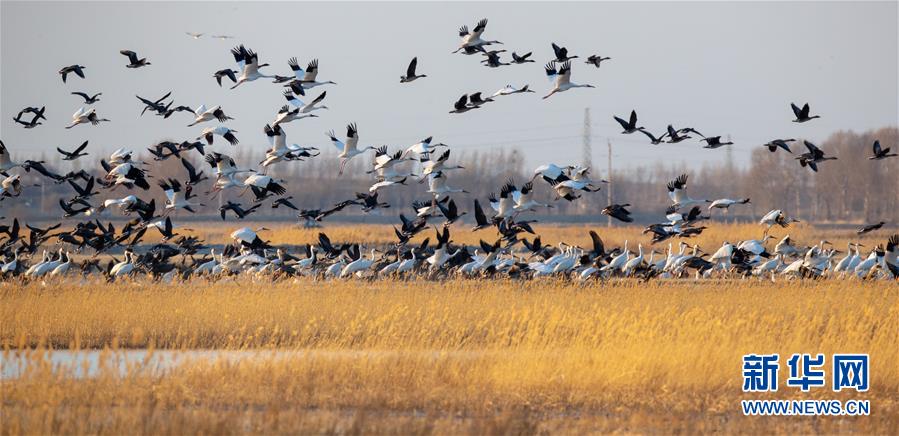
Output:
[120,50,138,64]
[471,18,488,38]
[326,130,345,152]
[303,59,319,82]
[791,103,802,118]
[406,57,417,77]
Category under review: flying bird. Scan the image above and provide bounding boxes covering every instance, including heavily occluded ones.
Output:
[791,102,820,123]
[58,65,86,83]
[120,50,151,68]
[400,57,426,82]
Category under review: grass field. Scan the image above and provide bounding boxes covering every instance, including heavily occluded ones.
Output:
[2,277,898,434]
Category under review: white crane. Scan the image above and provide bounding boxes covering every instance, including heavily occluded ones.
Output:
[427,171,467,200]
[327,123,374,175]
[283,89,328,114]
[667,174,708,209]
[230,45,274,89]
[340,248,377,278]
[491,84,534,98]
[542,61,594,99]
[160,179,203,213]
[187,104,233,126]
[402,136,448,159]
[453,18,502,53]
[197,126,239,146]
[0,140,23,173]
[66,107,109,129]
[287,58,337,89]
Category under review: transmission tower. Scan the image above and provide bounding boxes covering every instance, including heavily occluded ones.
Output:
[582,107,592,169]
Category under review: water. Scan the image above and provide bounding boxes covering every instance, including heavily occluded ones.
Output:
[0,348,482,380]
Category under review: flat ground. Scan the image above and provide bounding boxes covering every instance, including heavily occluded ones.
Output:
[2,276,897,434]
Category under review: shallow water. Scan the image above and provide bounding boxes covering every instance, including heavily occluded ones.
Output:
[0,348,481,380]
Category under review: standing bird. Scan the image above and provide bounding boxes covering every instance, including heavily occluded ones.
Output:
[585,54,611,68]
[56,141,89,161]
[790,102,820,123]
[400,57,426,82]
[543,61,594,99]
[120,50,151,68]
[71,92,102,104]
[58,65,86,83]
[870,140,896,160]
[613,110,642,134]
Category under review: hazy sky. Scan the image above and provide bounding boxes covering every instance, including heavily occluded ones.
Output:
[2,1,897,171]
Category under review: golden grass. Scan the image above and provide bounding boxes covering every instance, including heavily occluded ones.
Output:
[2,279,898,433]
[189,221,885,251]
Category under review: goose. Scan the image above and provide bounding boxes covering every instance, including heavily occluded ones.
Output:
[437,199,466,225]
[453,18,501,53]
[213,69,238,87]
[796,140,837,172]
[481,50,509,68]
[187,104,233,126]
[57,141,89,161]
[791,102,820,123]
[636,128,666,144]
[160,179,203,213]
[550,43,579,62]
[229,45,274,89]
[701,136,734,149]
[601,203,633,223]
[763,138,795,153]
[427,171,467,200]
[491,84,534,97]
[59,65,86,82]
[449,94,478,114]
[613,110,642,134]
[585,54,611,67]
[467,92,494,107]
[858,221,885,235]
[327,123,374,175]
[667,174,709,209]
[543,61,594,99]
[71,92,101,104]
[510,51,534,64]
[285,58,336,89]
[65,107,109,128]
[400,57,426,82]
[664,125,692,143]
[220,201,261,220]
[197,126,239,146]
[120,50,151,68]
[869,140,896,160]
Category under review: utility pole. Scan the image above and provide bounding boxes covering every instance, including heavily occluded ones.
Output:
[582,108,593,215]
[607,139,612,227]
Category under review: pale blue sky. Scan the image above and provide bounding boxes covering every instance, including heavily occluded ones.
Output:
[1,1,897,170]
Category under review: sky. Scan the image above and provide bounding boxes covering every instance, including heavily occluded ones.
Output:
[1,1,897,172]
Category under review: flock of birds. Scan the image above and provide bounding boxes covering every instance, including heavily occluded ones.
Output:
[1,18,897,282]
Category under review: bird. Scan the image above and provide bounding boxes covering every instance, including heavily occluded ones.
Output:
[242,174,287,201]
[453,18,501,53]
[449,94,478,114]
[65,107,109,128]
[763,138,795,153]
[230,45,274,89]
[120,50,151,68]
[220,201,261,220]
[213,69,238,87]
[510,51,535,64]
[796,140,837,172]
[664,125,692,143]
[480,50,509,68]
[56,141,89,161]
[197,126,239,146]
[272,197,299,210]
[708,198,750,215]
[160,179,203,213]
[613,110,642,134]
[869,140,896,160]
[71,92,102,104]
[403,137,447,159]
[283,89,328,114]
[667,174,709,209]
[187,104,233,126]
[791,102,820,123]
[467,92,494,107]
[400,57,426,82]
[700,136,734,149]
[550,43,579,62]
[327,123,374,175]
[58,65,86,83]
[636,128,667,145]
[543,61,594,99]
[602,204,633,223]
[285,58,336,89]
[135,91,172,116]
[491,84,534,97]
[585,54,611,67]
[858,221,885,235]
[185,32,204,39]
